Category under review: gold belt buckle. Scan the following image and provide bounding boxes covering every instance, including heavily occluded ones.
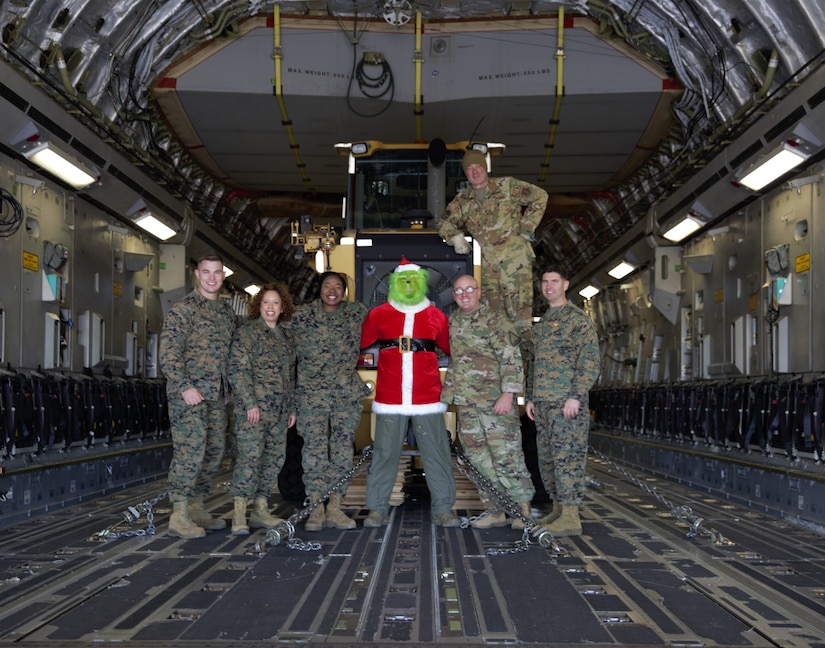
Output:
[398,336,412,353]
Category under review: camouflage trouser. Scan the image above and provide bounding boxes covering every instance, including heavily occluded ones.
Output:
[297,397,361,494]
[482,247,534,338]
[366,413,456,515]
[457,405,535,505]
[532,400,590,506]
[229,399,290,499]
[167,397,227,503]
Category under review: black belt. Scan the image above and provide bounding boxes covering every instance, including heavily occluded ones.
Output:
[378,337,436,353]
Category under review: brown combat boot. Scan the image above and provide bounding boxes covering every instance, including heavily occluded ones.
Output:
[231,496,249,536]
[325,493,356,530]
[168,500,206,539]
[304,493,325,532]
[538,500,563,525]
[432,511,461,527]
[542,505,582,537]
[249,496,283,529]
[471,509,507,528]
[511,502,533,530]
[363,510,389,527]
[188,495,227,530]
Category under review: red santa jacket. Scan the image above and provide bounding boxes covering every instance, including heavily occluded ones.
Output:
[361,299,450,415]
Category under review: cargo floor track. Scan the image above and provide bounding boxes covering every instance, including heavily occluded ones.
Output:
[1,454,824,648]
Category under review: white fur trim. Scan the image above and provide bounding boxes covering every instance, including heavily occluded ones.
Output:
[388,298,431,314]
[372,401,447,415]
[395,262,421,272]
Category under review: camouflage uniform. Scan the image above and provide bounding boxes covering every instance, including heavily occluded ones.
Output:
[442,299,535,505]
[228,317,296,499]
[160,290,236,503]
[526,302,600,506]
[290,299,369,494]
[439,177,548,336]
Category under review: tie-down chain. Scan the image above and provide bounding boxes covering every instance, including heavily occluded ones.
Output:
[450,440,562,555]
[589,446,733,545]
[89,491,168,540]
[255,445,375,552]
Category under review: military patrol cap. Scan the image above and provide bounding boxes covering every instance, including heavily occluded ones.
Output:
[462,150,487,172]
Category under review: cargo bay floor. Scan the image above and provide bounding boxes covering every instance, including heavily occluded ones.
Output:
[1,453,824,648]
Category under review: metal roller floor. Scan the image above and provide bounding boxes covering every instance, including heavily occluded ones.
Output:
[1,454,824,648]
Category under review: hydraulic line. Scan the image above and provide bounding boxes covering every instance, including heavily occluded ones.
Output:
[538,7,566,185]
[413,11,424,142]
[272,4,314,192]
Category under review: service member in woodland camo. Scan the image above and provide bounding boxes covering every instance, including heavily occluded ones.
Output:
[160,253,236,539]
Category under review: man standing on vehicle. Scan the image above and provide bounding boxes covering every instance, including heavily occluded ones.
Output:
[439,149,548,344]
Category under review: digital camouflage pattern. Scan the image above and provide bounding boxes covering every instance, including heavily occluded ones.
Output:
[526,301,600,506]
[228,317,296,498]
[439,177,548,335]
[525,301,600,405]
[442,299,534,504]
[160,289,237,502]
[531,402,588,505]
[441,298,523,406]
[160,290,236,400]
[289,299,368,493]
[456,407,535,504]
[166,398,228,501]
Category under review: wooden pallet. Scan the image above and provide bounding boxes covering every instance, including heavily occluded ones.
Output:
[342,455,483,510]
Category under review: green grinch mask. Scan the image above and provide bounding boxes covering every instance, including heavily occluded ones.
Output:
[389,267,429,306]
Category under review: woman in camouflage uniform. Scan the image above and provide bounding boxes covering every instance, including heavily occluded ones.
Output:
[290,272,368,531]
[228,283,296,535]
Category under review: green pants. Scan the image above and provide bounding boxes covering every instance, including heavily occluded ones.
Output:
[366,412,456,515]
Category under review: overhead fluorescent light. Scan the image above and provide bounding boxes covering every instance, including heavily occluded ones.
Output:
[738,141,810,191]
[661,212,705,243]
[579,285,600,299]
[244,284,261,296]
[607,260,635,279]
[133,212,177,240]
[23,141,97,189]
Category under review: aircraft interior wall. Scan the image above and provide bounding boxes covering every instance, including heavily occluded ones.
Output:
[2,81,825,528]
[589,159,825,505]
[0,153,163,374]
[592,159,825,385]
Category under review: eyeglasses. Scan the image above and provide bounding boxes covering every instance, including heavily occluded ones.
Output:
[453,286,477,295]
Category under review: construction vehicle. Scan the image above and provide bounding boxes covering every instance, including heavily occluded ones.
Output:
[291,139,504,450]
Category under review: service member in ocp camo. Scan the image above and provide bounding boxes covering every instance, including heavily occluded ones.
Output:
[441,274,535,530]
